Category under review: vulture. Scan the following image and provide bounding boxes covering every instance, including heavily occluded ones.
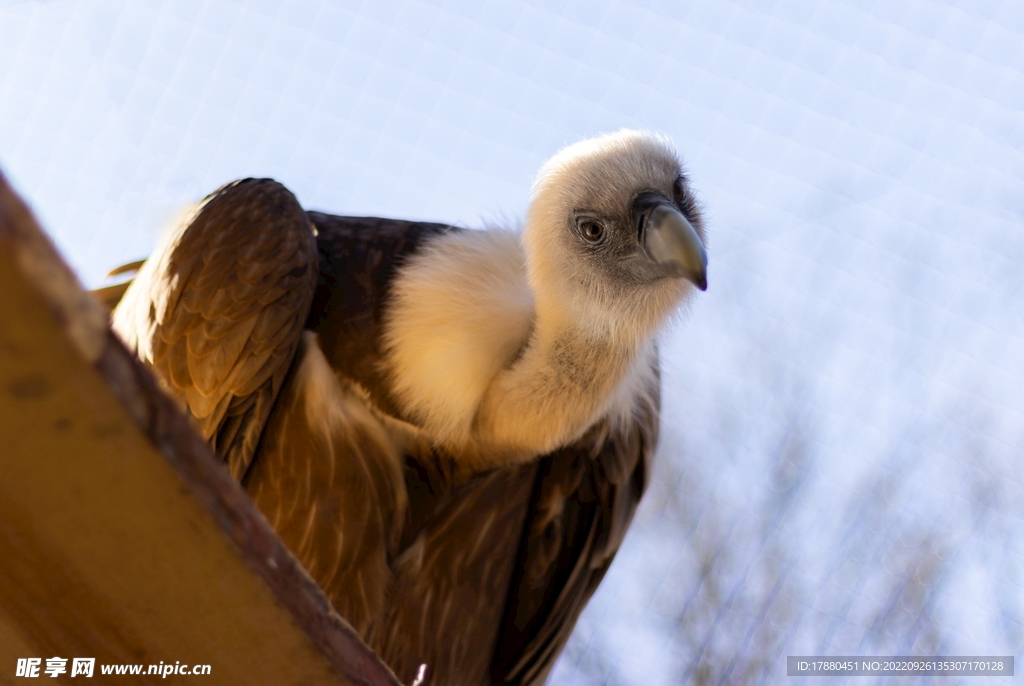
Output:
[106,130,707,685]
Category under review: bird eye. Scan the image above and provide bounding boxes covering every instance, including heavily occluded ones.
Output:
[581,221,604,242]
[673,177,687,202]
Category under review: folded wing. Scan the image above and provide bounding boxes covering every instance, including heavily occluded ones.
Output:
[112,179,318,480]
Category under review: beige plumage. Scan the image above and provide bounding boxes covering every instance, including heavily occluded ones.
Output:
[108,130,707,685]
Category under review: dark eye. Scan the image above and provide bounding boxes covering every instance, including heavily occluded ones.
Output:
[581,221,604,242]
[673,177,687,202]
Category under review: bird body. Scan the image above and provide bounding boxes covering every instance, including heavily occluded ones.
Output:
[109,130,707,685]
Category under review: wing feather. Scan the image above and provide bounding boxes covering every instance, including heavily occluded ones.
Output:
[378,464,537,686]
[246,335,407,644]
[492,363,660,685]
[112,178,318,480]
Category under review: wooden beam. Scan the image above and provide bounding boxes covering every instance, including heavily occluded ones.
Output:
[0,172,403,686]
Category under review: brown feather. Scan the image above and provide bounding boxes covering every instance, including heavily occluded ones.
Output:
[90,280,134,313]
[111,178,318,480]
[246,335,407,644]
[379,463,537,686]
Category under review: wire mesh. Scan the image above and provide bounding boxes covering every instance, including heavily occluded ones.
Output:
[2,0,1022,683]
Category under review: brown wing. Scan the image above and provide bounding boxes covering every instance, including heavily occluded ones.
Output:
[112,178,317,480]
[245,334,408,646]
[364,391,659,686]
[377,462,538,685]
[490,367,660,686]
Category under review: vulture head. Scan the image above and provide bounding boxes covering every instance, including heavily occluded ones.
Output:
[524,130,707,348]
[391,129,711,464]
[382,129,708,467]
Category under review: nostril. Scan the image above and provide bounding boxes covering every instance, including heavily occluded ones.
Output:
[635,211,647,242]
[630,191,669,244]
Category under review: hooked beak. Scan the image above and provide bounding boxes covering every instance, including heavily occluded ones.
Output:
[633,193,708,290]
